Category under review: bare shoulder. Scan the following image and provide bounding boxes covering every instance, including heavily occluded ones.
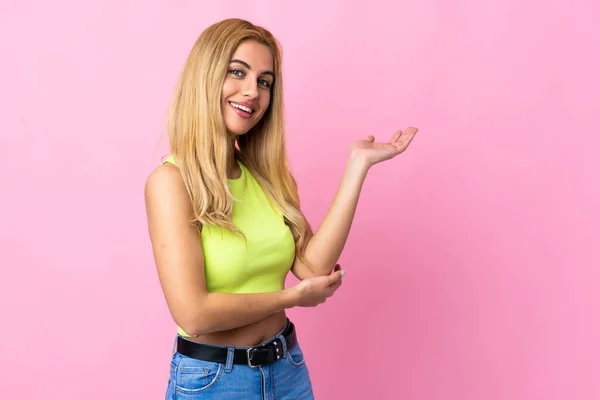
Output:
[144,162,207,334]
[145,163,185,198]
[144,163,193,214]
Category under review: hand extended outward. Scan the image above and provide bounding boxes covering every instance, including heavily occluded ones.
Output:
[286,127,419,306]
[349,127,419,169]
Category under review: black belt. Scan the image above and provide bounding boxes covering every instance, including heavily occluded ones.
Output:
[176,320,297,368]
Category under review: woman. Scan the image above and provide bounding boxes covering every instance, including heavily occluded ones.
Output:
[145,18,418,399]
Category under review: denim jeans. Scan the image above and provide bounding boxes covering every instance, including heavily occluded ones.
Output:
[164,326,314,399]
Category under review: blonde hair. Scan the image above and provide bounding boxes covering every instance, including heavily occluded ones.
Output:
[165,18,313,258]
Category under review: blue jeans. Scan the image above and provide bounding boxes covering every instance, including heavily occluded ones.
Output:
[165,326,314,399]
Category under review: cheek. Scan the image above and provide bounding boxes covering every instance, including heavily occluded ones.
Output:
[260,93,271,113]
[221,80,235,102]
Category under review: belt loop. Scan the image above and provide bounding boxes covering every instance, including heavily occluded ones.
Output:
[172,336,178,355]
[225,347,234,372]
[278,332,288,358]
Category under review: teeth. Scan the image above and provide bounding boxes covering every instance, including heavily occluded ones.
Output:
[230,102,253,113]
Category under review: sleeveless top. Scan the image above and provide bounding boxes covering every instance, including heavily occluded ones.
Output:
[162,155,296,337]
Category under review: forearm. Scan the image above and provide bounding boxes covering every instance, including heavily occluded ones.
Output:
[301,157,369,275]
[182,290,298,336]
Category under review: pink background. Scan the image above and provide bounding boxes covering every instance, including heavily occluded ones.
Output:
[1,1,599,399]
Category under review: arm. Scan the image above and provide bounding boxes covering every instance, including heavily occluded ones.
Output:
[145,164,343,336]
[292,128,419,278]
[292,157,368,279]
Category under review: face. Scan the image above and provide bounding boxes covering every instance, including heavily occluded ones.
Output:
[221,40,274,137]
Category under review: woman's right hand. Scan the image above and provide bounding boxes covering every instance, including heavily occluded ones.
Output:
[290,264,345,307]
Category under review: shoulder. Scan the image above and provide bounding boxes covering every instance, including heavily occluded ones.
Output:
[144,161,192,213]
[145,162,182,193]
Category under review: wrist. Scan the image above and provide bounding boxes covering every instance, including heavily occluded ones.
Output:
[346,152,370,177]
[282,287,300,309]
[348,150,371,170]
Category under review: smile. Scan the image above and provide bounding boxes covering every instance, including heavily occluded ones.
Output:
[229,101,254,114]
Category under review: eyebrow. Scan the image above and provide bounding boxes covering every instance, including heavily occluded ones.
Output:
[230,59,274,78]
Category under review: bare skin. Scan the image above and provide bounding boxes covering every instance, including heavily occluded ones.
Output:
[146,160,345,345]
[145,129,417,346]
[146,159,345,346]
[145,39,418,347]
[191,312,289,347]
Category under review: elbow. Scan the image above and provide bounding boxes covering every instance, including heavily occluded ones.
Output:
[307,261,338,277]
[177,316,210,337]
[172,295,215,336]
[177,312,217,337]
[299,253,337,276]
[179,326,208,337]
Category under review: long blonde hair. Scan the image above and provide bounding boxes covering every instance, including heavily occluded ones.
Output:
[165,18,312,258]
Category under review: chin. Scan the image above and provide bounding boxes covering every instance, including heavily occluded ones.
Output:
[225,124,252,137]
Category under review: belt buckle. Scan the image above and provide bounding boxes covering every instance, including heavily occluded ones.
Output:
[247,347,259,368]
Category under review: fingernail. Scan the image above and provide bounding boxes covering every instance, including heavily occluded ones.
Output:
[340,270,346,277]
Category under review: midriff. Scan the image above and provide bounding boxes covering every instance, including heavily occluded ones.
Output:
[184,311,289,347]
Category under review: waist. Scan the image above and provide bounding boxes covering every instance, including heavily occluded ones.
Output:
[178,311,288,346]
[174,317,297,367]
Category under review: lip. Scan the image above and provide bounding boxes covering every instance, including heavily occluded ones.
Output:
[229,101,254,119]
[228,100,256,112]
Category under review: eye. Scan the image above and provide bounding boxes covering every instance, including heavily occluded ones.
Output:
[258,79,271,88]
[229,69,244,77]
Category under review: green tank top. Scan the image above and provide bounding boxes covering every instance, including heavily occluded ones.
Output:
[162,155,296,336]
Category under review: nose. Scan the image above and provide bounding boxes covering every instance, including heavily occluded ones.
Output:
[241,79,258,100]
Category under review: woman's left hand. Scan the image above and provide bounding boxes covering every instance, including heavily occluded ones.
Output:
[349,127,419,168]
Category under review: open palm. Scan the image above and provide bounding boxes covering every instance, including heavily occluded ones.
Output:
[350,127,419,166]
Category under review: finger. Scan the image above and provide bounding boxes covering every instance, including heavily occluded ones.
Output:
[330,264,341,274]
[329,270,346,286]
[327,270,344,285]
[364,135,375,143]
[330,279,343,291]
[389,130,402,144]
[400,127,418,141]
[395,127,419,150]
